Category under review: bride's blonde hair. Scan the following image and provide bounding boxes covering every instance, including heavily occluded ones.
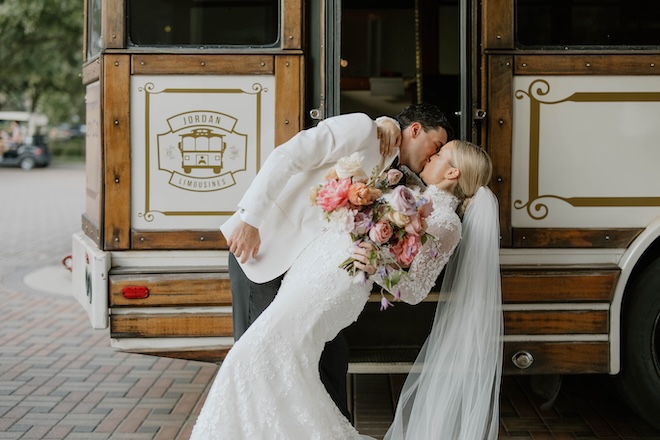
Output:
[451,140,493,216]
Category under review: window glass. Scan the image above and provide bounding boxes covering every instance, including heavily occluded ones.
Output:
[87,0,102,58]
[128,0,279,47]
[516,0,660,47]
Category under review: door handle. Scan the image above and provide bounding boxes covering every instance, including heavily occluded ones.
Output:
[474,109,487,120]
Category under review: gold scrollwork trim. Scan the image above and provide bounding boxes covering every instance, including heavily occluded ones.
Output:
[514,79,660,220]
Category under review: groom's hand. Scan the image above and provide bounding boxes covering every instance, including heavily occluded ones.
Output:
[228,221,261,263]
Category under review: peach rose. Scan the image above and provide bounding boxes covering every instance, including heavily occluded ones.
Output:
[348,182,382,206]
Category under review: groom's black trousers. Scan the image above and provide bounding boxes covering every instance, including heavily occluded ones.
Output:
[228,253,352,421]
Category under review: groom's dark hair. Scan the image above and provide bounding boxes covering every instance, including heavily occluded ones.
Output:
[396,103,455,141]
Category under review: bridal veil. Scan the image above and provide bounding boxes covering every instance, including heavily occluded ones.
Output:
[384,186,503,440]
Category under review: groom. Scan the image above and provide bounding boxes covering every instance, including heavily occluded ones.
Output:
[221,103,454,420]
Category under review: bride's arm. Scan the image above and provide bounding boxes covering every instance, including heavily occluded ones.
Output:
[379,212,462,305]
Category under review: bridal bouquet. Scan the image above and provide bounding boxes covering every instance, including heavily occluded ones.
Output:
[309,153,434,310]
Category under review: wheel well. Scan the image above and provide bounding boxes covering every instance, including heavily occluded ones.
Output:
[623,235,660,310]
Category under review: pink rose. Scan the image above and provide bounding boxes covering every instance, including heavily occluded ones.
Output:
[404,213,425,236]
[391,234,422,268]
[387,169,404,186]
[418,197,433,218]
[390,185,417,215]
[316,178,351,212]
[368,220,393,245]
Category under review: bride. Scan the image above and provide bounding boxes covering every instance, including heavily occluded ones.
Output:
[190,140,502,440]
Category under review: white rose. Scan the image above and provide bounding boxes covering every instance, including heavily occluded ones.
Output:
[335,152,367,179]
[386,210,410,227]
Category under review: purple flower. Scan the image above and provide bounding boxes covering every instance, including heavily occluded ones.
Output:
[390,185,418,215]
[380,295,393,311]
[353,212,372,235]
[352,271,367,285]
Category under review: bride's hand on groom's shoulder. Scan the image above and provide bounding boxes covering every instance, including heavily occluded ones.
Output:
[228,221,261,263]
[377,119,401,157]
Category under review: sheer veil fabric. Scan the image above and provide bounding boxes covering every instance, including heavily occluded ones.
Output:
[384,186,503,440]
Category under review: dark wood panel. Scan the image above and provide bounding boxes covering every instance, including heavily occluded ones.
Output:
[127,347,231,364]
[275,55,303,146]
[504,342,609,375]
[487,55,514,246]
[512,228,643,248]
[504,310,608,335]
[131,54,275,75]
[111,314,232,338]
[515,55,660,75]
[282,0,303,50]
[82,60,100,85]
[483,0,513,49]
[131,230,228,250]
[501,268,619,303]
[103,0,125,49]
[103,54,131,250]
[110,273,231,307]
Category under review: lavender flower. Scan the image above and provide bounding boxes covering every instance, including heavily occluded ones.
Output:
[380,295,393,311]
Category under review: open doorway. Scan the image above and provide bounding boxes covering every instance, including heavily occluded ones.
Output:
[339,0,460,130]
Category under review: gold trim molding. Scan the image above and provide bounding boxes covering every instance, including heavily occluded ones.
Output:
[514,79,660,220]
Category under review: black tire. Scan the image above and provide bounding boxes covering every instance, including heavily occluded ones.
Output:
[618,257,660,430]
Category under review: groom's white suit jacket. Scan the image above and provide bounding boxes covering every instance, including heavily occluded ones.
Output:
[220,113,397,283]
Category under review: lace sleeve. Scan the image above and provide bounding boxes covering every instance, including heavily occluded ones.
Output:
[378,207,462,305]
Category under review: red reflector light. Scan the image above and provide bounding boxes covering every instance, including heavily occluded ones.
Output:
[121,285,150,299]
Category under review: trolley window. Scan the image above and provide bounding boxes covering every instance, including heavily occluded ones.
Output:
[128,0,279,47]
[87,0,102,58]
[516,0,660,48]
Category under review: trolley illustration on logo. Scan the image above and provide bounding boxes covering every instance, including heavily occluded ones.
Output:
[179,128,227,174]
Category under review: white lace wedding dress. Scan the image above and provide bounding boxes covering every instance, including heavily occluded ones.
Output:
[190,186,461,440]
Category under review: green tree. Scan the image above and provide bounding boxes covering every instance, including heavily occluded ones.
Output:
[0,0,84,124]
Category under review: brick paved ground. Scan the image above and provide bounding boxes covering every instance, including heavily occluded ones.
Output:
[0,163,218,440]
[1,162,659,439]
[352,374,660,440]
